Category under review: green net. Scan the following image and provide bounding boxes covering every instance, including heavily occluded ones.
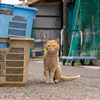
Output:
[68,0,100,64]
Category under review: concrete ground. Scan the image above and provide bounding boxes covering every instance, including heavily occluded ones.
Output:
[29,59,100,89]
[0,58,100,100]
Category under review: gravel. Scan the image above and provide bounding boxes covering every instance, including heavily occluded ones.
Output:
[0,60,100,100]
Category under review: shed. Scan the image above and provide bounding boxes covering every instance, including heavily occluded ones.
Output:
[28,0,64,57]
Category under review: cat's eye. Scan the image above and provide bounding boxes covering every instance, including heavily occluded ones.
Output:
[53,45,55,47]
[47,45,50,47]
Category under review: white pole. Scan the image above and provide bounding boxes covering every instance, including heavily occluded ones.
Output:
[60,29,63,56]
[61,29,63,46]
[80,31,82,46]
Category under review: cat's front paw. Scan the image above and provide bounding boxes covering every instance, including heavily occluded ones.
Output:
[54,80,59,83]
[49,81,54,84]
[46,80,50,84]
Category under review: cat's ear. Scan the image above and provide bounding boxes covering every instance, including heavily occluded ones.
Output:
[45,39,49,43]
[55,38,60,44]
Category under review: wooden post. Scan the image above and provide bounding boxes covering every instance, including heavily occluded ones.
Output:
[19,0,25,6]
[64,6,69,56]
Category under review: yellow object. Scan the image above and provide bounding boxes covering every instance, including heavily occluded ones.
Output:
[44,36,46,39]
[44,48,46,52]
[44,35,47,51]
[0,37,34,86]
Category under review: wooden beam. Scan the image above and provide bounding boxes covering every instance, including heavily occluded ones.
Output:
[36,15,61,17]
[34,28,62,30]
[19,0,25,6]
[28,0,61,5]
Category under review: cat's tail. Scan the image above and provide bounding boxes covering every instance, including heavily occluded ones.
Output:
[60,75,80,81]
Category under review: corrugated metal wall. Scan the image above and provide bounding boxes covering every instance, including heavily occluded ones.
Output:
[31,3,63,40]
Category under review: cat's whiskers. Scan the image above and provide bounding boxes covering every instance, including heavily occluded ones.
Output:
[48,49,55,52]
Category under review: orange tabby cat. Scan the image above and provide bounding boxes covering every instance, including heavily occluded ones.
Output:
[43,38,80,84]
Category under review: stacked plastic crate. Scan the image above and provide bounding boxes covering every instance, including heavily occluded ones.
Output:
[0,3,38,86]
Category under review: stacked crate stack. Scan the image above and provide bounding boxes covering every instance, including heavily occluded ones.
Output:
[0,3,38,86]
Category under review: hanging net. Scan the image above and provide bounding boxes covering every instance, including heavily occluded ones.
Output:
[68,0,100,65]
